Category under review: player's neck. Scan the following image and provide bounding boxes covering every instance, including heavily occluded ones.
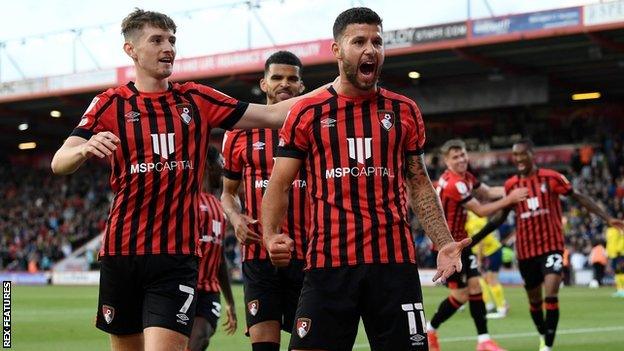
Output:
[333,76,377,98]
[134,74,169,93]
[449,168,465,177]
[520,166,538,177]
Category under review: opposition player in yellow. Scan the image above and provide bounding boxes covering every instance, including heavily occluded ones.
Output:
[606,225,624,297]
[466,211,508,318]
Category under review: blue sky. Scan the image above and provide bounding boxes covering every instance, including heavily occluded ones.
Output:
[0,0,596,82]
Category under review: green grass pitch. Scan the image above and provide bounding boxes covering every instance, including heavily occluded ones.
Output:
[10,284,624,350]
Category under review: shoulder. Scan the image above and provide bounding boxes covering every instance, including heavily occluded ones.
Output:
[540,168,570,182]
[504,175,519,188]
[466,171,478,183]
[380,88,420,112]
[290,88,334,114]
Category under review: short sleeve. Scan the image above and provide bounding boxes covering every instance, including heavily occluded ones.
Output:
[70,93,114,140]
[551,172,573,195]
[222,131,245,180]
[192,84,249,130]
[404,99,426,155]
[276,99,312,159]
[452,180,473,204]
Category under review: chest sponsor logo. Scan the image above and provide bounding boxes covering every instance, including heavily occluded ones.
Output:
[130,133,193,173]
[347,137,372,165]
[377,110,395,131]
[151,133,175,160]
[176,103,193,125]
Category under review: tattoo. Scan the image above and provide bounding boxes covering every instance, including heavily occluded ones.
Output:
[406,154,454,248]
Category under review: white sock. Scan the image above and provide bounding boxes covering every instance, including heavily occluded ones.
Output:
[427,321,435,332]
[477,334,491,343]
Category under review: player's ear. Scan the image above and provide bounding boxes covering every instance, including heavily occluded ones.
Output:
[331,41,341,60]
[124,42,138,60]
[298,81,305,94]
[259,77,268,93]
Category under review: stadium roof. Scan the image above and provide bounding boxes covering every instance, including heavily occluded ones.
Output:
[1,2,624,151]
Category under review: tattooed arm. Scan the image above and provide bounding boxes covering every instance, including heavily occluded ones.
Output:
[405,154,470,281]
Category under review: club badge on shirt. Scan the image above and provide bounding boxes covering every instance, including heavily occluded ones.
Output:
[377,110,395,131]
[176,103,194,125]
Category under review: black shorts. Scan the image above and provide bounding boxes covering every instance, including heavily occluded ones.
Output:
[484,248,503,273]
[195,291,221,330]
[242,259,304,332]
[289,263,428,351]
[444,250,480,289]
[518,251,563,290]
[96,255,199,337]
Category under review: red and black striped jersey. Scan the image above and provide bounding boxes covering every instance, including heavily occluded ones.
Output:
[71,81,247,257]
[222,128,308,261]
[504,168,572,260]
[197,192,227,293]
[277,86,425,269]
[436,170,480,241]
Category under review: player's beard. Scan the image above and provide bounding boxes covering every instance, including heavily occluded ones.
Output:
[343,59,380,91]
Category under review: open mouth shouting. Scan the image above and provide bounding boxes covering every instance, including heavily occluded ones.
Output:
[358,60,377,80]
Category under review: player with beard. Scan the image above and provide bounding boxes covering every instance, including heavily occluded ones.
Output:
[262,8,468,351]
[221,51,307,351]
[426,139,527,351]
[470,139,624,351]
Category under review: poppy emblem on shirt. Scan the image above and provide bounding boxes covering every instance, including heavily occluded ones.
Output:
[176,103,194,125]
[377,110,395,131]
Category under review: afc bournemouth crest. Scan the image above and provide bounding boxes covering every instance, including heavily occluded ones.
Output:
[102,305,115,324]
[248,300,259,316]
[176,103,194,125]
[377,110,395,131]
[296,318,311,338]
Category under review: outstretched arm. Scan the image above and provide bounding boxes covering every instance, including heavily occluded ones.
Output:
[405,154,470,281]
[468,208,512,249]
[571,190,624,231]
[233,83,332,130]
[463,187,527,218]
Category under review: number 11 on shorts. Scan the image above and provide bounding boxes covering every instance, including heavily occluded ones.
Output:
[401,303,426,335]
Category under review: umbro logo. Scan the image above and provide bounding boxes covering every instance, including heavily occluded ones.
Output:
[125,111,140,122]
[321,118,336,128]
[253,141,265,150]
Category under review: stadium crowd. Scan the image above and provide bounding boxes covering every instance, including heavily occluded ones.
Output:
[0,159,110,271]
[1,124,622,277]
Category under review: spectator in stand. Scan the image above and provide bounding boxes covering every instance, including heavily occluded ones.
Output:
[589,239,607,287]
